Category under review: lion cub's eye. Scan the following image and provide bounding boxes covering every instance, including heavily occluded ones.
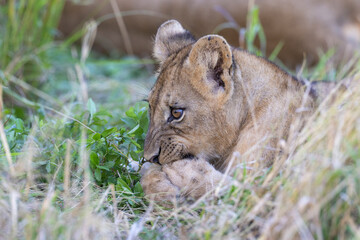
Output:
[168,108,185,122]
[171,108,183,119]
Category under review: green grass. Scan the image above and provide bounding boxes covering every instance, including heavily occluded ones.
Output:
[1,0,64,84]
[1,1,360,239]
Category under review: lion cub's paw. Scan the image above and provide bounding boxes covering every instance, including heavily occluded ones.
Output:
[140,162,180,202]
[141,159,228,201]
[140,159,231,202]
[163,159,227,199]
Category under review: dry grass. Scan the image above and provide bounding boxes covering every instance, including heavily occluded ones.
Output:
[0,71,359,239]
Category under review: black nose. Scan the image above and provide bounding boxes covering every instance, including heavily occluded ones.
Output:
[149,155,160,164]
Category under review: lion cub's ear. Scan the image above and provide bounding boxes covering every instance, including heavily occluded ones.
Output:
[153,20,195,63]
[187,35,234,104]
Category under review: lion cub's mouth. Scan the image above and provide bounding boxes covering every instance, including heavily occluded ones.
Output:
[148,149,196,165]
[181,153,196,160]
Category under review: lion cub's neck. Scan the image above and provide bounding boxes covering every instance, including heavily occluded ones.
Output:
[233,48,307,109]
[218,49,315,170]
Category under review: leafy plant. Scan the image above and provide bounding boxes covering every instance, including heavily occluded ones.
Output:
[0,109,29,161]
[87,101,148,188]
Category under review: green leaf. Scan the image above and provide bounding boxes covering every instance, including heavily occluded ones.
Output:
[125,107,137,118]
[101,127,117,137]
[90,151,99,169]
[13,128,25,133]
[97,165,110,171]
[87,98,97,116]
[94,109,112,117]
[130,151,138,162]
[127,124,140,135]
[15,118,24,131]
[121,117,137,128]
[134,181,143,195]
[139,111,149,132]
[107,176,117,185]
[104,161,115,169]
[39,119,44,128]
[91,116,108,126]
[92,133,101,141]
[94,168,101,182]
[46,161,51,173]
[116,178,131,192]
[129,138,141,148]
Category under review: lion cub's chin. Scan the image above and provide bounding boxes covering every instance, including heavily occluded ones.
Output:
[140,158,230,203]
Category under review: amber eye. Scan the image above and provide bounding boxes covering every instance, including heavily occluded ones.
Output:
[171,108,183,119]
[168,108,184,122]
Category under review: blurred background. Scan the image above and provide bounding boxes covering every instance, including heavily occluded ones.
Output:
[59,0,360,68]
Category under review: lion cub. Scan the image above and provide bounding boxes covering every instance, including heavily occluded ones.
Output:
[140,20,317,202]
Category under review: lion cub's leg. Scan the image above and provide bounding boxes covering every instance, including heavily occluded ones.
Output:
[140,159,230,201]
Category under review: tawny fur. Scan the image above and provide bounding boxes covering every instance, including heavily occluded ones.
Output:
[141,159,226,201]
[140,20,318,202]
[60,0,360,67]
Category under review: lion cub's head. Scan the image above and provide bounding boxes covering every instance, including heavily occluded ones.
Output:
[144,20,242,165]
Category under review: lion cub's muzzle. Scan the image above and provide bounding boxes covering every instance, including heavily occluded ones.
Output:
[144,146,161,165]
[144,133,189,165]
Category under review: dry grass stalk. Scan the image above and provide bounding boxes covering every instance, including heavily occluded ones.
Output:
[0,85,15,176]
[110,0,133,55]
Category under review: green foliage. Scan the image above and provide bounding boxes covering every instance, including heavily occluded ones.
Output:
[1,109,29,161]
[0,15,152,200]
[303,49,336,81]
[87,102,148,188]
[0,0,65,78]
[1,101,148,199]
[245,6,266,56]
[245,5,285,63]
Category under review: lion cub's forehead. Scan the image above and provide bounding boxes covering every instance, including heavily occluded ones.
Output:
[149,47,193,107]
[148,73,188,109]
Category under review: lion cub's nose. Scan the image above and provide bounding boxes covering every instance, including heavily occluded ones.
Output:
[149,154,160,164]
[144,148,161,164]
